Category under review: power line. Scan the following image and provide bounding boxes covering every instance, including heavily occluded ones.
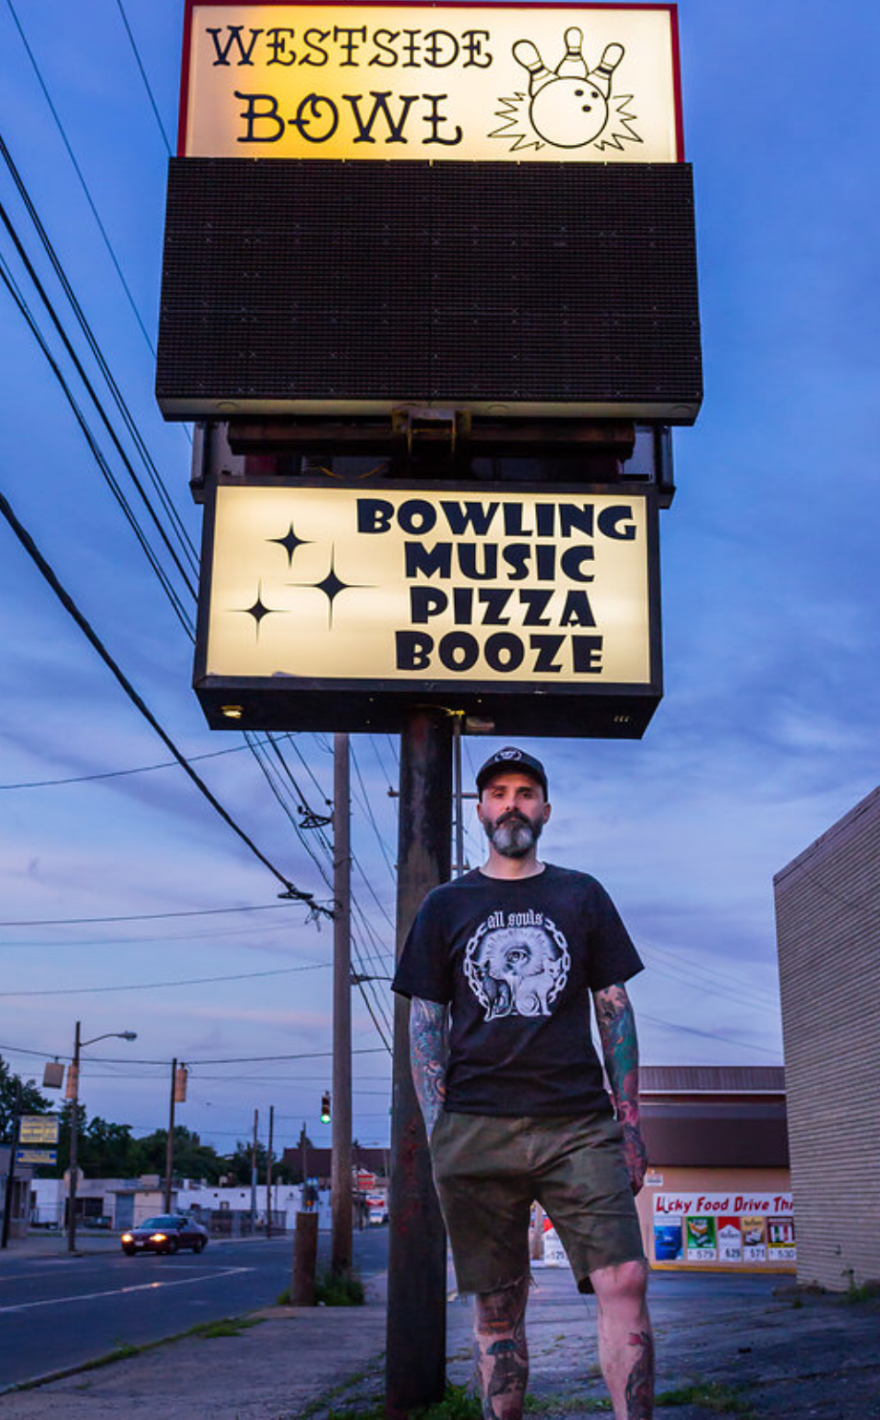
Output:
[0,903,302,929]
[639,1011,781,1059]
[647,963,779,1019]
[0,1041,386,1066]
[0,743,253,791]
[0,485,329,919]
[0,251,194,636]
[0,130,196,573]
[0,166,198,606]
[5,0,158,356]
[114,0,174,156]
[0,961,328,998]
[350,743,397,883]
[0,115,393,1050]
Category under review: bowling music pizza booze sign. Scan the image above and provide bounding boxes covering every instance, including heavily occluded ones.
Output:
[180,3,682,162]
[193,482,661,736]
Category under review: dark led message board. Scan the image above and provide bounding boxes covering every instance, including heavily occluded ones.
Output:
[157,158,701,421]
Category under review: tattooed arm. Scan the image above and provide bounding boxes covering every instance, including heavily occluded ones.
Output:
[592,982,648,1194]
[409,997,449,1136]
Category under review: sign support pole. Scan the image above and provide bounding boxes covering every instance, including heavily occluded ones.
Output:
[331,731,353,1277]
[1,1078,21,1249]
[386,707,451,1418]
[163,1057,177,1212]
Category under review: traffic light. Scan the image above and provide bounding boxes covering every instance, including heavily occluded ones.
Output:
[320,1091,331,1124]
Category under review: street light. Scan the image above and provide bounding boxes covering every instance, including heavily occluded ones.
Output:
[67,1021,137,1254]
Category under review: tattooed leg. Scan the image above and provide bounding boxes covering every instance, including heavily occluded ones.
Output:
[473,1274,530,1420]
[590,1260,653,1420]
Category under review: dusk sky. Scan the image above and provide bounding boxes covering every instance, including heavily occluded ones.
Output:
[1,0,878,1161]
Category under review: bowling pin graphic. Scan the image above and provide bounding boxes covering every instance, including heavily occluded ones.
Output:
[555,27,589,79]
[512,39,556,95]
[585,43,624,100]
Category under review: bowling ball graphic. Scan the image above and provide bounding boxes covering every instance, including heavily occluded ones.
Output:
[529,77,609,148]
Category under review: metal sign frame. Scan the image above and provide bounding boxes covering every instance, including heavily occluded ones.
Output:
[193,476,662,737]
[177,0,684,162]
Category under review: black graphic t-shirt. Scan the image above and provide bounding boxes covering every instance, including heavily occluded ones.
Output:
[392,864,643,1117]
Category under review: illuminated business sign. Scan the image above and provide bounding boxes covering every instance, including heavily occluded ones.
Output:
[19,1115,60,1146]
[16,1148,58,1167]
[194,481,661,736]
[180,3,682,162]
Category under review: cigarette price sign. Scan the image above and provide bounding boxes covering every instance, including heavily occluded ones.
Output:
[194,480,661,737]
[180,3,682,163]
[15,1148,58,1167]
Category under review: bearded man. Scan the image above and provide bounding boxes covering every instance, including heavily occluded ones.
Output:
[392,746,652,1420]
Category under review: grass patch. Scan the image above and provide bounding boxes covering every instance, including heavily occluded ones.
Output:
[316,1270,365,1307]
[657,1380,755,1414]
[320,1384,482,1420]
[411,1384,484,1420]
[294,1360,385,1420]
[0,1312,266,1396]
[841,1278,880,1305]
[325,1405,386,1420]
[188,1316,264,1339]
[277,1270,365,1308]
[524,1398,610,1414]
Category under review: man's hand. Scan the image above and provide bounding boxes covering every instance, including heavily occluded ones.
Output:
[592,982,648,1194]
[622,1120,648,1195]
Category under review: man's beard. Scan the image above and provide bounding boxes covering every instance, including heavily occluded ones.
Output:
[483,809,544,858]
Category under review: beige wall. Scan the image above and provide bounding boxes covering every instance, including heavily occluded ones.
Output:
[637,1166,794,1274]
[775,785,880,1291]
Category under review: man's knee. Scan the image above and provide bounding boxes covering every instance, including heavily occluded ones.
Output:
[475,1274,530,1333]
[589,1257,649,1310]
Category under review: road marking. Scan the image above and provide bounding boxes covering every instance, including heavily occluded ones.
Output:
[0,1266,254,1313]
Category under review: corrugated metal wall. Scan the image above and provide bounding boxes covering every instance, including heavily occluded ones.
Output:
[774,784,880,1291]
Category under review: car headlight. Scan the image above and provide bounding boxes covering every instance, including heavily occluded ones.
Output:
[121,1233,133,1243]
[150,1232,167,1242]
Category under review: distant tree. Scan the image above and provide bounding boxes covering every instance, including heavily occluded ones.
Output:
[133,1126,225,1185]
[0,1056,52,1142]
[222,1140,297,1186]
[80,1118,141,1177]
[41,1102,86,1177]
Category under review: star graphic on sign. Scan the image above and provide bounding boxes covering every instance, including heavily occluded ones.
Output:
[235,582,286,639]
[291,547,369,628]
[268,521,311,567]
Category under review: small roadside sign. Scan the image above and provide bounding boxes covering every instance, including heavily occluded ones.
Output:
[15,1148,58,1166]
[19,1115,60,1145]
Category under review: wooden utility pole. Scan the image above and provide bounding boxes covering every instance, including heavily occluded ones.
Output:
[67,1021,82,1254]
[266,1104,274,1239]
[453,714,465,877]
[385,707,451,1418]
[1,1077,21,1248]
[331,731,353,1277]
[163,1057,177,1212]
[251,1109,259,1234]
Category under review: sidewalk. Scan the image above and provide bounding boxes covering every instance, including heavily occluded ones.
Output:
[0,1263,877,1418]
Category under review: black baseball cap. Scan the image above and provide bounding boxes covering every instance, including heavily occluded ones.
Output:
[476,747,549,798]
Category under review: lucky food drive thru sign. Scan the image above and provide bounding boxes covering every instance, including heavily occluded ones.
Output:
[194,483,660,735]
[180,3,682,162]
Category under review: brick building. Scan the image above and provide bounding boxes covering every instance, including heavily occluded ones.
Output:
[774,784,880,1291]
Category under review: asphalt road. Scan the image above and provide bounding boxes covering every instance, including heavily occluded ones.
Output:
[0,1227,390,1391]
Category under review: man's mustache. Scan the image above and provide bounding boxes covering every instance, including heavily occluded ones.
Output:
[497,810,531,828]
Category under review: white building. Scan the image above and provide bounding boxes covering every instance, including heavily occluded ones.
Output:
[29,1175,324,1233]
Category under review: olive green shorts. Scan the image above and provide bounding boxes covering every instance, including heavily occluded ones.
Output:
[429,1110,645,1295]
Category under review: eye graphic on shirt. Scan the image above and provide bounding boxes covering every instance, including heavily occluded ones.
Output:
[464,917,570,1021]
